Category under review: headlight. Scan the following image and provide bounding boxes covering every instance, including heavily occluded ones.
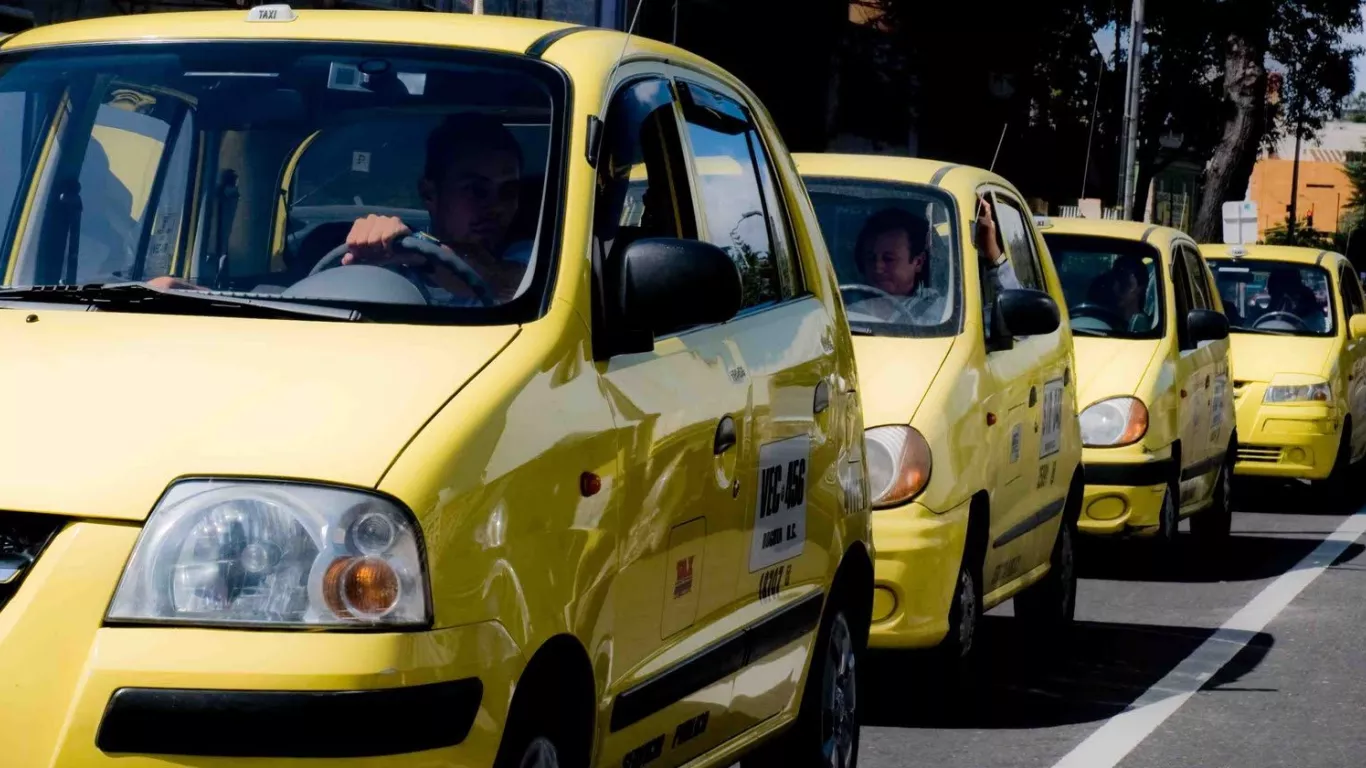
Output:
[1263,381,1331,403]
[107,480,429,628]
[1080,396,1148,447]
[864,425,932,508]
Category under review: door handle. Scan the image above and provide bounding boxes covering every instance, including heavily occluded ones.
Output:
[1029,386,1038,407]
[1205,375,1211,387]
[813,380,831,414]
[714,415,737,455]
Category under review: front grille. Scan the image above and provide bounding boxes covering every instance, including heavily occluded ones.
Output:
[1237,444,1282,463]
[0,512,67,614]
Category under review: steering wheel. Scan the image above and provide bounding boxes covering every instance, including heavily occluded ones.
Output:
[839,283,919,325]
[1068,302,1127,330]
[1253,310,1309,331]
[310,236,496,307]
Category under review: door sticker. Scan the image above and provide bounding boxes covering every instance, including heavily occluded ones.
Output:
[1039,377,1065,458]
[748,435,810,572]
[1209,375,1227,444]
[1009,424,1022,464]
[351,150,371,173]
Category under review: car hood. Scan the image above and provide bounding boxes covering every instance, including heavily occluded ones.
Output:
[0,310,518,521]
[852,335,956,426]
[1227,332,1338,382]
[1073,337,1161,407]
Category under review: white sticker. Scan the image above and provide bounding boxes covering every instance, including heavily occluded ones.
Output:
[1209,375,1227,442]
[748,435,810,572]
[1010,424,1022,464]
[352,151,371,173]
[1039,377,1064,458]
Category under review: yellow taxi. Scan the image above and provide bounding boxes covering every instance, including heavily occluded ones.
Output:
[1038,218,1235,545]
[1199,243,1366,495]
[0,9,873,767]
[795,154,1083,662]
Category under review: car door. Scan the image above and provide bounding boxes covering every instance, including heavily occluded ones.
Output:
[1335,260,1366,460]
[1189,242,1234,469]
[590,72,754,767]
[1168,243,1212,507]
[673,75,840,743]
[980,188,1068,591]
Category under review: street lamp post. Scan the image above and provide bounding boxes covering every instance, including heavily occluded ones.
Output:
[1120,0,1145,221]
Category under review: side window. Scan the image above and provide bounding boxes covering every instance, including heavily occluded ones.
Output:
[1338,264,1365,320]
[1180,245,1213,310]
[593,76,694,265]
[989,192,1046,292]
[1171,248,1195,349]
[678,80,789,310]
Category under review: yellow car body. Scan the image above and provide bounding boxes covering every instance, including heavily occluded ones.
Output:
[796,154,1083,653]
[1199,243,1366,484]
[1039,218,1235,540]
[0,11,872,768]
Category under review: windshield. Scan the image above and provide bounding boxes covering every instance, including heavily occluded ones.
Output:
[1043,233,1163,339]
[804,177,961,338]
[0,41,565,323]
[1208,259,1335,337]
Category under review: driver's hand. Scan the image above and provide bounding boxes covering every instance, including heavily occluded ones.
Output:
[976,196,1003,263]
[342,215,414,267]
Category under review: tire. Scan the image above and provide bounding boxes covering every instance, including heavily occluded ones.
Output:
[493,674,585,768]
[744,600,861,768]
[1191,448,1233,544]
[1015,518,1077,631]
[499,737,562,768]
[1314,429,1352,507]
[935,559,982,664]
[1155,476,1180,549]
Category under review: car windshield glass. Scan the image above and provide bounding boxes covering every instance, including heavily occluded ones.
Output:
[1208,259,1335,337]
[804,177,960,338]
[0,41,564,323]
[1043,233,1163,339]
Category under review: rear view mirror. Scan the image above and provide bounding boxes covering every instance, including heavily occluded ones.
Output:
[1350,313,1366,340]
[1188,308,1230,343]
[999,289,1060,337]
[615,237,742,343]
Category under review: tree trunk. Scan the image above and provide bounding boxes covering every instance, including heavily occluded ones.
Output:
[1192,26,1270,242]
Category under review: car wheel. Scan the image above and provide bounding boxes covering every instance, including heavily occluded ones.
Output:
[743,600,861,768]
[1191,448,1233,544]
[493,676,583,768]
[935,559,981,663]
[1155,477,1180,549]
[1015,518,1077,632]
[1314,430,1352,507]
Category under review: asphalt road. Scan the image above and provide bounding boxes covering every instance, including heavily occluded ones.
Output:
[858,480,1366,768]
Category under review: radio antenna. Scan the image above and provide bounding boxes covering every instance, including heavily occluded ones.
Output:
[607,0,649,91]
[989,122,1007,173]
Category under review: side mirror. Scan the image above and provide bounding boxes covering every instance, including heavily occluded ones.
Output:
[1188,308,1230,343]
[999,289,1060,337]
[618,238,743,341]
[1350,313,1366,340]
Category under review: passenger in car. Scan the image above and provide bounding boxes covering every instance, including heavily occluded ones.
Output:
[148,113,529,305]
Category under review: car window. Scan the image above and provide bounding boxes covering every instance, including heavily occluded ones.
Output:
[989,192,1045,292]
[1208,259,1336,337]
[678,81,784,312]
[1339,264,1365,319]
[1180,244,1214,310]
[1170,248,1196,349]
[0,41,565,323]
[805,177,960,338]
[1042,233,1162,339]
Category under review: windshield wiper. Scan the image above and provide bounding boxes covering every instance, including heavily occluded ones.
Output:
[1069,327,1111,337]
[0,283,363,322]
[1231,326,1293,336]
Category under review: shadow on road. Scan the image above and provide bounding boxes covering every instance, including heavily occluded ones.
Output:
[861,617,1273,730]
[1074,535,1363,583]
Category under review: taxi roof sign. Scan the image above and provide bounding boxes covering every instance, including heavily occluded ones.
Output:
[246,4,297,22]
[1221,200,1257,245]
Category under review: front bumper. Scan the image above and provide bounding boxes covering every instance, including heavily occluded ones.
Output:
[867,497,970,650]
[1233,400,1340,480]
[1,520,521,767]
[1078,453,1170,537]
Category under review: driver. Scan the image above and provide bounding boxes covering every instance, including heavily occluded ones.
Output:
[851,206,944,322]
[148,113,528,305]
[1262,269,1323,330]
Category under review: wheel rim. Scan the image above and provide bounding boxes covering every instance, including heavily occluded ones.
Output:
[518,737,560,768]
[820,613,858,768]
[1161,487,1178,541]
[957,568,977,655]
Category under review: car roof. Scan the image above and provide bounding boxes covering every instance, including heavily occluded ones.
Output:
[0,9,662,65]
[1198,243,1343,267]
[792,153,1019,194]
[1033,216,1183,245]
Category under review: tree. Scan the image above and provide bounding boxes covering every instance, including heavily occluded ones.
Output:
[1192,0,1362,241]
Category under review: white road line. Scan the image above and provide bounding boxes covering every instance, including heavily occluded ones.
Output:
[1050,506,1366,768]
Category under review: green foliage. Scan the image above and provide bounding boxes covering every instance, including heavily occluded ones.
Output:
[1263,223,1338,249]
